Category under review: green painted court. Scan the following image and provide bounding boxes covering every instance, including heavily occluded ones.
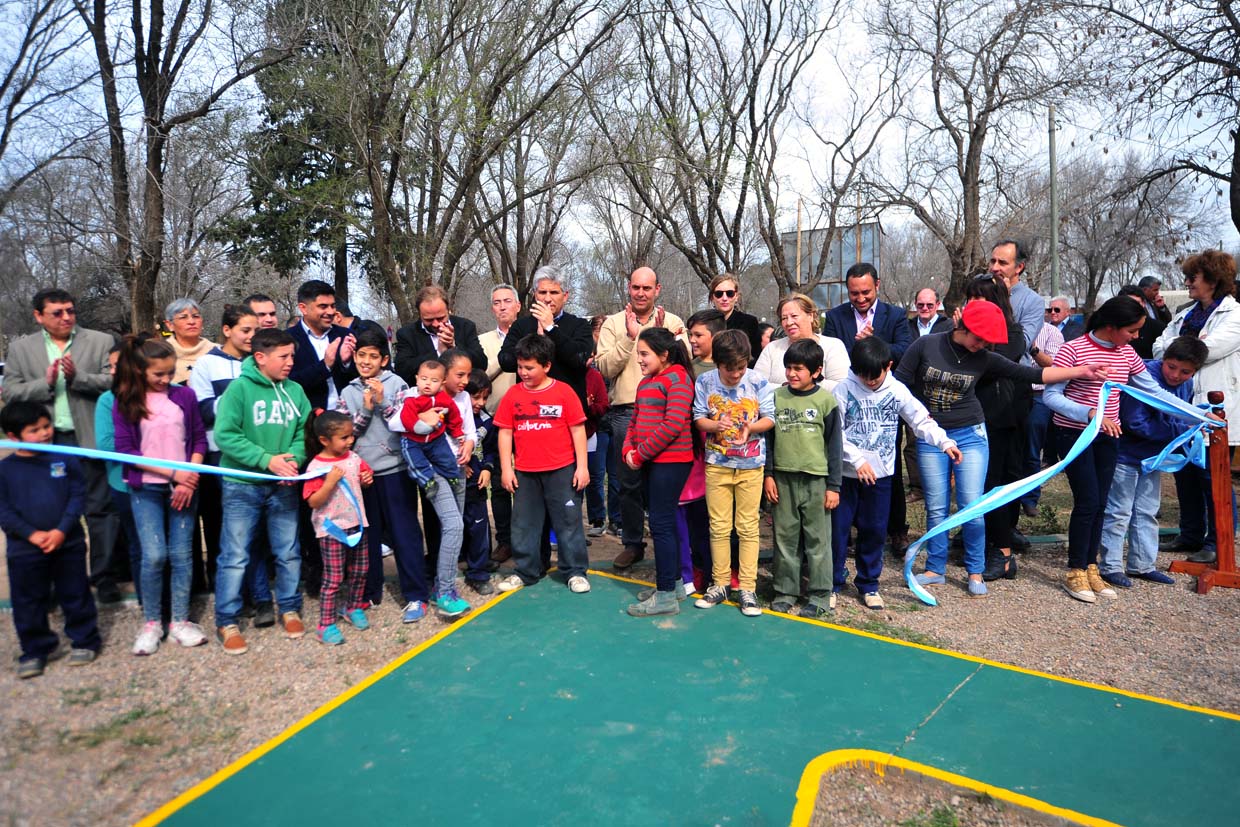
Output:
[144,573,1240,826]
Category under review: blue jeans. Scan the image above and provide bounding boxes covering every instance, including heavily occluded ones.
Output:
[644,462,692,591]
[130,484,197,624]
[1021,395,1053,507]
[586,431,609,525]
[919,424,988,576]
[215,480,302,628]
[1099,463,1161,575]
[401,436,460,486]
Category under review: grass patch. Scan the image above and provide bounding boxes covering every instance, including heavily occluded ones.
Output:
[900,804,961,827]
[59,705,167,749]
[61,686,103,707]
[838,616,947,649]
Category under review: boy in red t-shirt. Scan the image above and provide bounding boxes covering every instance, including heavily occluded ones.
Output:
[494,334,591,594]
[394,358,464,496]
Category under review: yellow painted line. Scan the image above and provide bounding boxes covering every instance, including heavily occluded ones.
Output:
[136,589,520,826]
[790,749,1124,827]
[591,569,1240,722]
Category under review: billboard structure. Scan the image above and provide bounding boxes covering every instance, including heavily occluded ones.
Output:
[779,222,882,312]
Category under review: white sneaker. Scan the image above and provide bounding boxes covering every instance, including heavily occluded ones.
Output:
[381,544,394,558]
[169,621,207,647]
[568,575,591,594]
[132,621,162,656]
[497,574,525,592]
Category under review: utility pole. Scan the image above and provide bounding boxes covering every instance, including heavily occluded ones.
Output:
[795,199,803,287]
[1049,104,1060,297]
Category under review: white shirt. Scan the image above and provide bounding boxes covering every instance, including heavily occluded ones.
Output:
[301,321,339,409]
[917,318,937,337]
[853,304,876,333]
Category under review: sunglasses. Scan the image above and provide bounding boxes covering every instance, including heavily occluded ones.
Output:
[1047,308,1065,314]
[713,289,737,299]
[915,302,936,309]
[43,308,77,318]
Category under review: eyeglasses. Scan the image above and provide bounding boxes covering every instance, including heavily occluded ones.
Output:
[713,290,737,299]
[915,302,936,309]
[44,308,76,318]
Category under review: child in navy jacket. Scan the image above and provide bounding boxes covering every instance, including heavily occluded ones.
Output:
[0,401,101,677]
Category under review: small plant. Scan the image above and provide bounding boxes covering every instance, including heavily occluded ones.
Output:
[61,687,103,707]
[900,804,961,827]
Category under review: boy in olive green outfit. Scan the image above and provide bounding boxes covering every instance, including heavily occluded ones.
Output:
[763,339,842,618]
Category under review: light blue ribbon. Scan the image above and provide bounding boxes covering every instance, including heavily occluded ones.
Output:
[902,381,1221,606]
[0,439,365,546]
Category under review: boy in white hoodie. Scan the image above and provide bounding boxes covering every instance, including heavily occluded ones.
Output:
[832,337,961,609]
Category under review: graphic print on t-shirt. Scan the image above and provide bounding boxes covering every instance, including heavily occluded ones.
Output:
[921,366,974,413]
[704,393,762,459]
[514,399,563,433]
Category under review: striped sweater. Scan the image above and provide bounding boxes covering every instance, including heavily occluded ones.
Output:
[623,364,695,464]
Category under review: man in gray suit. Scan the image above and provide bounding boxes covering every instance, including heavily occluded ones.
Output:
[3,288,120,601]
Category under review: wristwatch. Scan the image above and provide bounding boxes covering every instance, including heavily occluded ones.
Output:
[1030,346,1040,356]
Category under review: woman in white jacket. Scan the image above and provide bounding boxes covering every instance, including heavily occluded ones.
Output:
[1152,249,1240,562]
[753,293,850,392]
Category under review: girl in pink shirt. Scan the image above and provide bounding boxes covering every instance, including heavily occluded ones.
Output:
[112,336,208,655]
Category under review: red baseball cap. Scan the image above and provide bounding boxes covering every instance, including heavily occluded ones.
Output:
[961,301,1009,345]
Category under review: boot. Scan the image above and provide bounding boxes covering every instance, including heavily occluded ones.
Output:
[627,589,680,617]
[613,544,645,570]
[637,579,687,601]
[982,549,1017,582]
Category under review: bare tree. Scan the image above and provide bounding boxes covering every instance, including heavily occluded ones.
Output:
[1073,1,1240,235]
[0,0,96,214]
[864,0,1100,309]
[585,0,844,289]
[73,0,301,329]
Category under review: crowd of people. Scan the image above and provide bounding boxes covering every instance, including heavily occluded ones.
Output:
[2,242,1237,678]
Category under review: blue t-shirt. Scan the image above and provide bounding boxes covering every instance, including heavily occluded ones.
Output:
[692,368,775,470]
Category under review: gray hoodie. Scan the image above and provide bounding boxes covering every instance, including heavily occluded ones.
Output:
[336,369,408,476]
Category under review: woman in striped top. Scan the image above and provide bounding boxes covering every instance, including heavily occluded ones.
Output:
[1045,296,1203,604]
[623,327,696,617]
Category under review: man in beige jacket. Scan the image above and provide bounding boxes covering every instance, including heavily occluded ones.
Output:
[594,267,687,569]
[3,288,121,601]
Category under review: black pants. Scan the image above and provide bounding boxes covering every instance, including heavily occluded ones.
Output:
[490,481,512,547]
[463,496,492,582]
[1059,429,1119,569]
[984,423,1024,550]
[8,543,101,660]
[606,405,646,548]
[53,431,119,587]
[887,427,907,537]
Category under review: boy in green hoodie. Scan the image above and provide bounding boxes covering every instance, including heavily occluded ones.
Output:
[212,328,311,655]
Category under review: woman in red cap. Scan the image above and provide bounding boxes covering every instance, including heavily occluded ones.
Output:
[895,297,1106,598]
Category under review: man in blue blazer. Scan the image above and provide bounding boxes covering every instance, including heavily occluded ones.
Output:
[822,262,914,556]
[288,279,358,410]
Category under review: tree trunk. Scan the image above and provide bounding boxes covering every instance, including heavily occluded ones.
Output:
[333,236,348,304]
[134,127,168,329]
[366,155,410,323]
[1230,127,1240,237]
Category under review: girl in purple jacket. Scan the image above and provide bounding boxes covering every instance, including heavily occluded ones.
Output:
[113,336,208,655]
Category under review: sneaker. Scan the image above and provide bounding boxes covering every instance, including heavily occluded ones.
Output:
[491,543,513,563]
[402,600,427,623]
[567,575,591,594]
[381,544,394,558]
[800,603,832,619]
[17,658,45,679]
[914,572,946,587]
[605,522,622,537]
[1187,547,1218,564]
[1063,569,1096,603]
[1086,564,1117,598]
[316,623,345,645]
[497,574,525,592]
[281,611,307,639]
[339,608,370,630]
[863,591,886,610]
[694,584,728,609]
[435,589,471,618]
[254,602,276,628]
[737,590,761,617]
[613,544,645,570]
[966,578,988,598]
[67,648,97,666]
[1100,571,1132,589]
[829,592,838,610]
[638,580,688,601]
[169,621,207,647]
[1129,570,1176,585]
[216,625,249,655]
[770,598,796,614]
[465,578,496,596]
[626,590,680,617]
[587,522,606,537]
[132,621,162,656]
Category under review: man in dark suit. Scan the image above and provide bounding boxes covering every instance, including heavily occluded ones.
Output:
[823,262,914,554]
[823,262,913,362]
[393,285,487,384]
[287,280,358,410]
[497,265,594,410]
[1048,296,1085,342]
[907,288,953,340]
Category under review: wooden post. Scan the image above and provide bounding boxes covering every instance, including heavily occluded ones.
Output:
[1169,391,1240,592]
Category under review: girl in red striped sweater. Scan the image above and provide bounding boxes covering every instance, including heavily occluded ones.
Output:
[623,327,696,617]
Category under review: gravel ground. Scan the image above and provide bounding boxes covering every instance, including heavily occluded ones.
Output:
[1,474,1238,825]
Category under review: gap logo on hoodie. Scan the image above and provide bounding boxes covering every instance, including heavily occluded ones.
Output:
[253,399,301,426]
